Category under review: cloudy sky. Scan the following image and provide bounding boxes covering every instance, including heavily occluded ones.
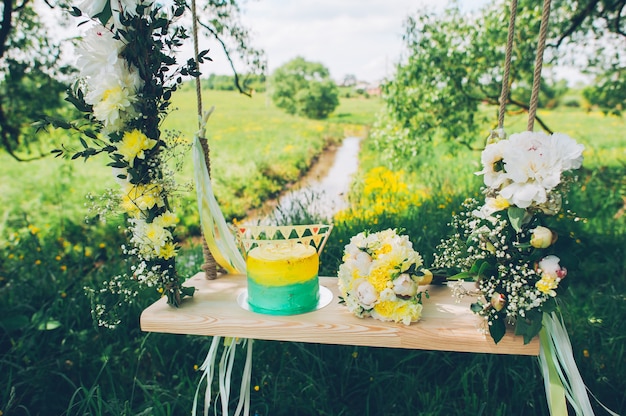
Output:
[203,0,491,83]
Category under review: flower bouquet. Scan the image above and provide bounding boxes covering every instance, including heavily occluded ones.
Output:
[338,229,432,325]
[434,131,584,343]
[42,0,206,315]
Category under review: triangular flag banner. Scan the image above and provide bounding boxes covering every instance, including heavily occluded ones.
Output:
[236,224,333,256]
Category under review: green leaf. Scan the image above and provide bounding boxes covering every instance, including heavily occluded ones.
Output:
[447,271,474,281]
[470,302,483,313]
[489,318,506,344]
[37,320,62,331]
[508,207,527,233]
[180,286,195,297]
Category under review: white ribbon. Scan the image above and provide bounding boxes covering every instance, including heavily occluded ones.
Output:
[191,110,253,416]
[539,311,620,416]
[192,338,254,416]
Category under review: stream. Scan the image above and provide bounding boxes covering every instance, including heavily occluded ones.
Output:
[245,136,361,224]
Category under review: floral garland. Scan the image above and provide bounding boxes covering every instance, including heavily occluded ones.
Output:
[52,0,207,307]
[338,229,432,325]
[434,130,584,343]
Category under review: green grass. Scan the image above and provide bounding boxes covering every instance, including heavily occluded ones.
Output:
[1,95,625,415]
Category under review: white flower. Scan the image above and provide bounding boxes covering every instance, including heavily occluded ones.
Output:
[477,140,508,188]
[77,0,109,18]
[549,132,584,171]
[477,131,584,210]
[354,279,377,310]
[354,250,373,276]
[538,255,567,279]
[76,26,124,79]
[85,62,142,128]
[392,273,418,297]
[499,181,547,208]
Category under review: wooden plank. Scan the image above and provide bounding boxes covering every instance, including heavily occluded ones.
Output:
[140,273,539,356]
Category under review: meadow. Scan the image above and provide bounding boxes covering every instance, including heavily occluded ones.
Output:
[1,87,625,415]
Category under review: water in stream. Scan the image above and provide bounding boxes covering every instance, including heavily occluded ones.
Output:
[246,136,361,224]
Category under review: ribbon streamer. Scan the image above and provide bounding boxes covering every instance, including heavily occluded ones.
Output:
[192,337,254,416]
[192,113,246,275]
[191,112,253,415]
[539,311,620,416]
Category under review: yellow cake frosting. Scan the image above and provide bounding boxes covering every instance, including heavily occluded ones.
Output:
[246,243,319,286]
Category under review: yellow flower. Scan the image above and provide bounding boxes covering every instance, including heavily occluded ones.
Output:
[155,211,179,228]
[158,242,177,259]
[536,275,559,296]
[117,129,157,165]
[367,265,392,292]
[28,224,40,235]
[373,300,395,318]
[121,183,163,214]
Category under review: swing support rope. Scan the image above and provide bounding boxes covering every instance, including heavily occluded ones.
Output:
[190,0,218,280]
[527,0,552,131]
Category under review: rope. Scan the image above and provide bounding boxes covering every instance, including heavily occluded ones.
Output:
[527,0,552,131]
[191,0,218,280]
[497,0,518,130]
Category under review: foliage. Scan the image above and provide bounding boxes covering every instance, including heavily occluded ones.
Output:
[204,73,267,93]
[383,0,625,164]
[1,99,625,414]
[45,0,205,310]
[0,0,264,159]
[0,0,73,160]
[271,56,340,119]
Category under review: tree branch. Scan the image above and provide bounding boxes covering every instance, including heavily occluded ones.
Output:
[196,20,253,97]
[553,0,601,48]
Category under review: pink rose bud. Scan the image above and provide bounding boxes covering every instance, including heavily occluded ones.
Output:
[490,292,506,311]
[530,226,556,248]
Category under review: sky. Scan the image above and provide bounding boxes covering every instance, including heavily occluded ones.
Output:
[201,0,491,83]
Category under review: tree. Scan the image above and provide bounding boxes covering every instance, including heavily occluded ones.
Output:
[0,0,72,161]
[377,0,625,166]
[0,0,265,159]
[271,56,339,119]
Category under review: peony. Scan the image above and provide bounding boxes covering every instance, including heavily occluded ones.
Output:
[530,226,555,249]
[392,273,418,297]
[76,26,123,79]
[477,139,508,189]
[84,62,141,129]
[354,279,377,310]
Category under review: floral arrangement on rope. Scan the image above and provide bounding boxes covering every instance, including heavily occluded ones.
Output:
[46,0,209,311]
[434,130,584,344]
[338,229,432,325]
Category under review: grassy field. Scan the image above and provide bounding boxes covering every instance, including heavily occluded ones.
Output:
[1,88,625,415]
